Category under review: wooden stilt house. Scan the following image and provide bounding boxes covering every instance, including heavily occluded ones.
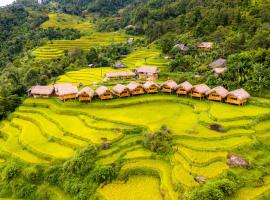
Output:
[143,81,159,94]
[206,86,229,102]
[113,84,130,97]
[190,84,210,100]
[54,83,78,101]
[127,82,145,96]
[175,81,193,96]
[226,88,250,105]
[30,85,54,98]
[160,80,177,94]
[96,86,113,100]
[76,87,95,102]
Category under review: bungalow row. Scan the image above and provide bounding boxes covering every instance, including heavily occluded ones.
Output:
[30,81,251,106]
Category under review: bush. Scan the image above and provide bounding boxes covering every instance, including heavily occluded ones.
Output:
[23,165,44,184]
[3,162,22,181]
[186,178,239,200]
[44,165,62,185]
[144,125,173,154]
[90,165,117,184]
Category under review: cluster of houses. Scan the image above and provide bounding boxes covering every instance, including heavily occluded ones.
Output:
[30,80,250,106]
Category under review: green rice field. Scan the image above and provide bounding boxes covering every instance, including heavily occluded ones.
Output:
[33,13,138,61]
[1,93,270,199]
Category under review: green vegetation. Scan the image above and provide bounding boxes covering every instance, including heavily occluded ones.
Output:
[1,94,270,199]
[1,0,270,199]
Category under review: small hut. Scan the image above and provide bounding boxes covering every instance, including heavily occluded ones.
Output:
[134,66,160,80]
[113,84,130,97]
[206,86,229,102]
[175,81,193,96]
[209,58,226,69]
[30,85,54,98]
[105,71,135,80]
[54,83,78,101]
[226,88,250,105]
[143,81,159,94]
[114,62,127,69]
[76,87,95,102]
[190,84,210,100]
[160,80,177,94]
[173,44,189,51]
[96,86,113,100]
[197,42,213,50]
[126,82,145,96]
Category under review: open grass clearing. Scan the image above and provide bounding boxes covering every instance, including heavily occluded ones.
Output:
[98,175,162,200]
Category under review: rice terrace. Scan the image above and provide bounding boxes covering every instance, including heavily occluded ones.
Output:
[1,1,270,200]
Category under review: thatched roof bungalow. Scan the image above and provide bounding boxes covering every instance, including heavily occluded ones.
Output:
[197,42,213,50]
[175,81,193,96]
[113,84,130,97]
[160,80,177,93]
[143,81,159,94]
[30,85,54,98]
[127,81,145,96]
[191,84,210,99]
[76,87,94,102]
[206,86,229,102]
[96,86,113,100]
[54,83,78,101]
[134,66,160,80]
[105,71,135,80]
[226,88,250,105]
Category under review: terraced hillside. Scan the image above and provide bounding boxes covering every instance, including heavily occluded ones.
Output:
[33,13,137,61]
[1,94,270,199]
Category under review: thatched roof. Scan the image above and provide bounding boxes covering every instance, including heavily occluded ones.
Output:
[113,84,129,94]
[160,80,178,89]
[76,87,94,97]
[55,84,78,96]
[105,71,135,78]
[31,85,54,95]
[96,86,111,96]
[173,44,189,51]
[206,86,229,98]
[126,81,143,91]
[213,67,227,75]
[54,83,73,91]
[193,84,210,94]
[135,66,160,74]
[175,81,193,91]
[228,88,250,100]
[114,62,127,69]
[197,42,213,49]
[143,81,159,89]
[209,58,226,68]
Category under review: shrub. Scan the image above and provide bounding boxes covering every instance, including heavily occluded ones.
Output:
[3,162,22,181]
[44,165,62,185]
[90,165,117,184]
[144,125,173,154]
[23,165,44,184]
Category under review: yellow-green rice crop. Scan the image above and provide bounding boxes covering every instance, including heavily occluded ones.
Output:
[98,176,162,200]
